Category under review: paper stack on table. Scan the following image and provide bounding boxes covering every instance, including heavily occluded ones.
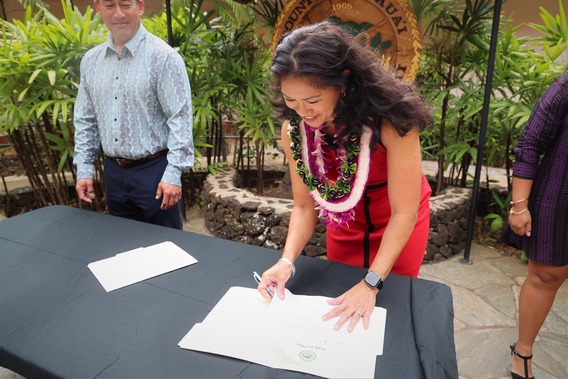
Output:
[178,286,386,379]
[88,241,197,292]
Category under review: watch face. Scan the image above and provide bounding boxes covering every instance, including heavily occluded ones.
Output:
[364,271,382,289]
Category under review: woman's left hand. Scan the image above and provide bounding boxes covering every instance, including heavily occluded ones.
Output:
[322,281,378,332]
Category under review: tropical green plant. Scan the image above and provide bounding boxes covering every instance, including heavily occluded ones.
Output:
[417,0,567,197]
[408,0,455,33]
[233,49,277,194]
[145,0,223,171]
[481,2,567,238]
[253,0,285,31]
[483,190,510,238]
[488,27,564,191]
[0,0,106,211]
[3,0,566,220]
[414,0,567,246]
[417,0,495,195]
[151,0,280,194]
[528,0,567,48]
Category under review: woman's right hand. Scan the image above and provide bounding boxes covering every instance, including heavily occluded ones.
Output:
[257,260,295,301]
[509,210,532,237]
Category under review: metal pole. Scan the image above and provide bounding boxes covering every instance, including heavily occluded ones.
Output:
[165,0,173,46]
[461,0,502,264]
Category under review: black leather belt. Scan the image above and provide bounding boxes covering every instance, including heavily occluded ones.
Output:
[109,150,168,168]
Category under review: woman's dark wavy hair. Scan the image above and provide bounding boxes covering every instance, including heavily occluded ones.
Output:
[271,21,433,144]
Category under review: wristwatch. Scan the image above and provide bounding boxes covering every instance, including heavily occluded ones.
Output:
[363,271,384,290]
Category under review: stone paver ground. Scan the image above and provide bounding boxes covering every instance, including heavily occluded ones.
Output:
[419,243,567,379]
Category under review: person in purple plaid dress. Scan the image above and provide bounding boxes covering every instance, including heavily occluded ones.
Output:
[503,70,568,379]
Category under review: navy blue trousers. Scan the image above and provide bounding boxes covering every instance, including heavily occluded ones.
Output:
[104,155,183,229]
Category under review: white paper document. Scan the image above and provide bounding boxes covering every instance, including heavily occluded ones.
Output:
[178,286,387,378]
[88,241,197,292]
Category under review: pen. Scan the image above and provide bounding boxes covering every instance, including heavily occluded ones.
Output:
[253,271,273,298]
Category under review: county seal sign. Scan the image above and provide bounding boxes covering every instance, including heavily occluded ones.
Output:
[272,0,422,82]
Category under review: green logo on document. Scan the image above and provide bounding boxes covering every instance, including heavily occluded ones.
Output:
[299,350,316,362]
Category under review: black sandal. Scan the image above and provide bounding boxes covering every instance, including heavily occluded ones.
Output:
[510,343,535,379]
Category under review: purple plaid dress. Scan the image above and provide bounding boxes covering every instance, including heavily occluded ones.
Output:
[502,73,568,266]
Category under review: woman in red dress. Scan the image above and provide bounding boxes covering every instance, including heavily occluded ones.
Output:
[256,21,432,332]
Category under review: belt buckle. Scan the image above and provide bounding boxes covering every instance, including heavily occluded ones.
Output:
[115,158,130,167]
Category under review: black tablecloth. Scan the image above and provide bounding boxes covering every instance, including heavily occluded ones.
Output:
[0,206,457,378]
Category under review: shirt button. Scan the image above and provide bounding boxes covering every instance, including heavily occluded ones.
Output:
[114,118,117,121]
[116,76,118,79]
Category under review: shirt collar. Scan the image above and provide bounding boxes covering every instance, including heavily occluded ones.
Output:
[104,24,148,57]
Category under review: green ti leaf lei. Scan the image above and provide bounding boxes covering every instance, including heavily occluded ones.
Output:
[288,117,363,201]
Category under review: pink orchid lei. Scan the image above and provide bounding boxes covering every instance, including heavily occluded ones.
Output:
[287,117,372,228]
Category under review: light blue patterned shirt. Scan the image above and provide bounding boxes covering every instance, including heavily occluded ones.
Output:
[74,25,194,186]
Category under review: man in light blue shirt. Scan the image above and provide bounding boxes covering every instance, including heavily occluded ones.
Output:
[74,0,194,229]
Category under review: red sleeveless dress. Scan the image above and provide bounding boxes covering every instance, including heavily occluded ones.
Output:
[324,141,432,277]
